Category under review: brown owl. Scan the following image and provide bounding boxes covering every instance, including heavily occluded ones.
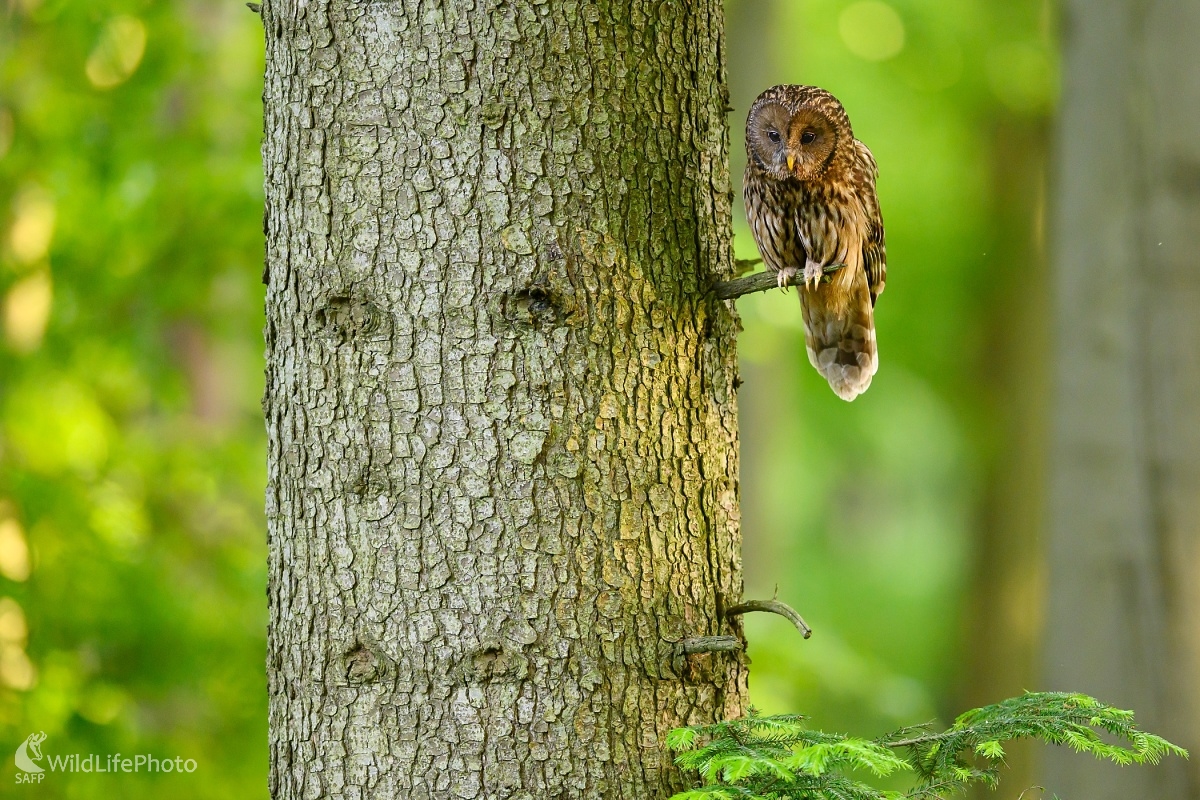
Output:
[743,85,886,401]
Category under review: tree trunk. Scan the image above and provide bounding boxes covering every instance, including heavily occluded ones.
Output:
[1043,1,1200,796]
[261,2,747,798]
[962,115,1050,800]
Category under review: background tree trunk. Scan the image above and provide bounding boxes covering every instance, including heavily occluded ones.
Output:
[1043,1,1200,796]
[261,2,747,798]
[962,114,1049,800]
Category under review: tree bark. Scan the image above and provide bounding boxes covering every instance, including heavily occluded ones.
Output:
[1043,1,1200,796]
[261,2,747,798]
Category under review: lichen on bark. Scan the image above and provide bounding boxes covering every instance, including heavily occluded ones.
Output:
[262,2,747,797]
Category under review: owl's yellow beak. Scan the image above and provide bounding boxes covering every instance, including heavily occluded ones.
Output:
[787,154,795,171]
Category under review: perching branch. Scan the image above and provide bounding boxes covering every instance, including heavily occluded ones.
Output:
[726,599,813,639]
[711,263,846,301]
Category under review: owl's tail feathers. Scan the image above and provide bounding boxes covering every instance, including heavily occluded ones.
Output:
[800,270,878,401]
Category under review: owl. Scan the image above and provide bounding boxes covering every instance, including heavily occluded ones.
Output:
[743,85,886,401]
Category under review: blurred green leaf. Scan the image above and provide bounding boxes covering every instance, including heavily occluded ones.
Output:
[0,1,267,796]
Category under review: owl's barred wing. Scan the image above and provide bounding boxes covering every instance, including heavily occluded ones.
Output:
[863,205,886,306]
[854,140,886,306]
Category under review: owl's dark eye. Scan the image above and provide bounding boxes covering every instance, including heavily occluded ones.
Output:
[800,130,817,145]
[767,130,782,143]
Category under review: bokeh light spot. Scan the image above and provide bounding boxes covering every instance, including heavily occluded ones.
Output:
[86,15,147,90]
[4,377,113,476]
[839,1,906,62]
[0,598,34,690]
[0,515,31,582]
[3,270,52,353]
[0,597,27,643]
[8,186,55,264]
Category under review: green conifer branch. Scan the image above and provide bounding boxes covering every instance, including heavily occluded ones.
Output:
[668,692,1186,800]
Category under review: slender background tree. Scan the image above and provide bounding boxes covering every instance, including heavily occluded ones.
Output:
[261,2,747,797]
[1043,1,1200,796]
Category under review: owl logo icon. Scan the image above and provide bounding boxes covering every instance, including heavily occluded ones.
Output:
[15,732,47,776]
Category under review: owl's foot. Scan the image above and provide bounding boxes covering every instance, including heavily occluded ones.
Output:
[776,266,798,292]
[803,261,825,290]
[772,266,801,291]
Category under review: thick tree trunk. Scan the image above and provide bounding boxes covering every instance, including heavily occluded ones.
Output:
[1043,1,1200,796]
[261,2,747,798]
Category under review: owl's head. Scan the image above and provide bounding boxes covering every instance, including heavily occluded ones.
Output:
[746,85,853,182]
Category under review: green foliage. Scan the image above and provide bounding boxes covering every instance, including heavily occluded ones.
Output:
[890,691,1188,794]
[0,1,267,797]
[669,693,1187,800]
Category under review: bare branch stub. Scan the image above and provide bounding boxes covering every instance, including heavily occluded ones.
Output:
[726,599,813,639]
[671,635,743,679]
[711,263,846,301]
[678,635,743,655]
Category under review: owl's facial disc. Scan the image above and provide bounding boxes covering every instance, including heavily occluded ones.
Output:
[748,100,840,182]
[785,109,837,180]
[747,103,794,179]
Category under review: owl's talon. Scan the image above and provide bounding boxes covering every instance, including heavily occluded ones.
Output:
[802,262,824,291]
[776,267,798,292]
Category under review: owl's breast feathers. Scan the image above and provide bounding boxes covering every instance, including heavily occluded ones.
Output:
[744,138,885,309]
